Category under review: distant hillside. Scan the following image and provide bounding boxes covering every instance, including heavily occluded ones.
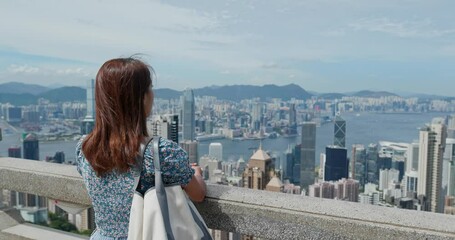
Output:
[0,85,86,105]
[0,93,37,105]
[0,82,50,95]
[155,84,312,101]
[194,84,312,101]
[38,86,85,102]
[154,88,182,100]
[317,93,346,100]
[352,90,398,98]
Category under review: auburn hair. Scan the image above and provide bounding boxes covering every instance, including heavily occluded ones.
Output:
[82,57,153,176]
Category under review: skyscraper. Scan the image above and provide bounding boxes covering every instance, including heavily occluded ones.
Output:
[243,144,274,190]
[334,115,346,148]
[351,144,366,186]
[151,115,179,143]
[300,122,316,192]
[23,133,39,160]
[82,79,95,135]
[324,146,349,181]
[444,138,455,197]
[209,142,223,161]
[418,118,447,213]
[179,141,198,164]
[406,142,419,172]
[182,88,195,141]
[289,103,297,126]
[379,169,400,191]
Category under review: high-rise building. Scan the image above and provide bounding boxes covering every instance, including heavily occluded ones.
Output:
[289,103,297,126]
[150,115,179,143]
[182,88,195,141]
[6,107,22,123]
[418,118,447,213]
[300,122,316,192]
[23,133,39,160]
[334,115,346,148]
[448,115,455,139]
[243,145,274,190]
[324,146,348,181]
[444,138,455,197]
[406,142,420,172]
[351,144,366,186]
[8,146,21,158]
[379,169,400,191]
[81,79,95,135]
[179,140,198,164]
[366,144,379,184]
[209,143,223,161]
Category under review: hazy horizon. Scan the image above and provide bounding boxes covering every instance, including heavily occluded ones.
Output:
[1,0,455,95]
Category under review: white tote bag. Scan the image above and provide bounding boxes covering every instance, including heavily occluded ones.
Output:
[128,137,212,240]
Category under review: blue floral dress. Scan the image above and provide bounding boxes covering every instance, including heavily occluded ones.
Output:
[76,137,195,240]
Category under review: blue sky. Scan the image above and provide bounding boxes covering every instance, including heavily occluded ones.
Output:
[1,0,455,95]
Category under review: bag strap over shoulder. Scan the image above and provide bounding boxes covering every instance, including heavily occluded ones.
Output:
[132,136,154,192]
[153,137,176,239]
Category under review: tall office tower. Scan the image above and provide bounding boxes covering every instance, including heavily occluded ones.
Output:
[251,103,263,131]
[179,140,198,164]
[406,142,420,172]
[379,169,400,191]
[81,79,95,135]
[351,144,367,186]
[300,122,316,192]
[8,146,21,158]
[334,115,346,148]
[289,103,297,126]
[209,142,223,161]
[448,115,455,138]
[366,144,379,183]
[243,144,274,190]
[182,88,195,141]
[418,118,447,213]
[168,115,179,143]
[151,115,179,143]
[444,138,455,197]
[324,146,349,181]
[6,107,22,123]
[23,133,39,160]
[284,145,294,181]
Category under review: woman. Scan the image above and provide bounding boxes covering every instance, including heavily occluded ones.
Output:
[76,57,207,239]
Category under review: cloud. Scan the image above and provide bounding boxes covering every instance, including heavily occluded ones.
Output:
[349,17,455,38]
[260,62,281,69]
[8,64,39,74]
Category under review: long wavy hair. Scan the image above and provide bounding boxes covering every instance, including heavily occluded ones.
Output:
[82,57,153,176]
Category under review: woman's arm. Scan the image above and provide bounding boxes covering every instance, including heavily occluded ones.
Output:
[183,164,207,202]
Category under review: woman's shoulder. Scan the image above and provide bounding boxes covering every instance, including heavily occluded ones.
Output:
[144,137,187,162]
[75,135,88,156]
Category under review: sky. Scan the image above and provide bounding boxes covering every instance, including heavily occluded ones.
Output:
[1,0,455,96]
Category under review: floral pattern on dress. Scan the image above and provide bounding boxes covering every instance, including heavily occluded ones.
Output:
[76,137,195,239]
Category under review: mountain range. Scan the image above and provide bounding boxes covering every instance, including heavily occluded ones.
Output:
[0,81,449,105]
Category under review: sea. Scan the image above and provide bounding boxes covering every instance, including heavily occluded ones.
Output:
[0,112,450,165]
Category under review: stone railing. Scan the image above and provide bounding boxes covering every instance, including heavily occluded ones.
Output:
[1,157,455,240]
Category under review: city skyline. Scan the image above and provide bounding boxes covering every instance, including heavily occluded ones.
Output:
[1,1,455,95]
